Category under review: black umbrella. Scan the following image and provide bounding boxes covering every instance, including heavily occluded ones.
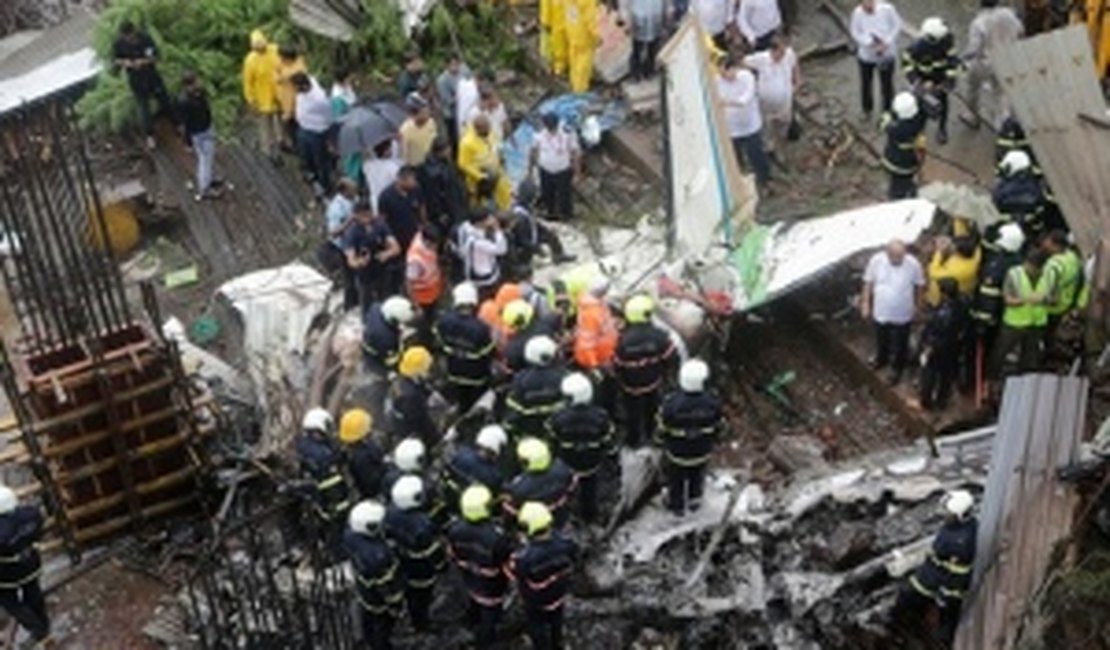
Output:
[337,102,408,158]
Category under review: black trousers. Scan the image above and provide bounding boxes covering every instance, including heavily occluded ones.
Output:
[406,585,433,631]
[888,173,918,200]
[622,390,659,448]
[859,58,896,114]
[525,605,565,650]
[891,584,962,647]
[919,348,957,410]
[990,325,1045,379]
[467,600,502,646]
[666,462,706,514]
[0,581,50,641]
[874,322,911,374]
[360,609,395,650]
[630,38,660,79]
[297,128,332,195]
[540,168,574,220]
[577,471,599,523]
[132,76,175,137]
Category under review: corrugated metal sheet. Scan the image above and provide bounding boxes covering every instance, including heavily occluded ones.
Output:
[954,374,1088,650]
[992,26,1110,255]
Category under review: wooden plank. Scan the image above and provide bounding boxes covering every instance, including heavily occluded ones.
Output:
[73,492,197,544]
[65,463,198,522]
[19,373,173,440]
[55,429,192,486]
[42,393,211,459]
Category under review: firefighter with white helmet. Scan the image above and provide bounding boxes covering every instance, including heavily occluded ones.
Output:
[547,373,615,523]
[993,149,1053,241]
[363,295,416,373]
[902,16,959,143]
[434,282,496,411]
[505,336,568,439]
[383,475,445,632]
[657,360,725,515]
[382,437,447,528]
[881,91,928,199]
[295,407,351,543]
[442,424,509,506]
[0,484,50,643]
[343,499,404,650]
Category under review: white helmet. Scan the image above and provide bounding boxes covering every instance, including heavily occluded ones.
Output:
[921,17,948,39]
[302,407,334,434]
[588,276,611,297]
[524,335,558,366]
[0,486,17,515]
[391,474,424,510]
[394,438,426,473]
[381,296,416,325]
[996,223,1026,253]
[561,373,594,405]
[476,424,509,454]
[452,282,479,308]
[892,92,919,120]
[679,359,710,392]
[1000,150,1031,175]
[944,489,974,519]
[348,499,386,534]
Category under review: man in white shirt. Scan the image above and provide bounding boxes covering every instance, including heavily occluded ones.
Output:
[850,0,902,118]
[743,32,799,161]
[735,0,783,52]
[529,113,581,221]
[292,72,335,197]
[457,209,508,296]
[861,239,925,384]
[961,0,1023,129]
[466,73,511,145]
[693,0,733,50]
[717,57,771,187]
[455,70,480,143]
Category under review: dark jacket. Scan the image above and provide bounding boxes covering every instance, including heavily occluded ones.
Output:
[419,156,468,230]
[547,404,615,475]
[903,34,959,86]
[347,438,387,499]
[910,517,978,601]
[614,323,676,394]
[503,459,577,526]
[343,529,405,615]
[657,390,724,467]
[0,506,43,589]
[442,444,505,500]
[362,303,402,374]
[970,249,1021,330]
[434,309,495,387]
[380,468,448,529]
[992,172,1048,237]
[295,432,350,520]
[882,113,927,176]
[178,88,212,136]
[446,519,514,606]
[387,377,439,447]
[384,506,446,589]
[921,298,967,358]
[505,365,567,438]
[508,532,579,611]
[504,318,561,373]
[113,33,163,95]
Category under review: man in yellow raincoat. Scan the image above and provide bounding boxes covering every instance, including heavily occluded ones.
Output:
[242,30,281,159]
[274,44,308,149]
[565,0,598,91]
[541,0,570,76]
[458,114,511,211]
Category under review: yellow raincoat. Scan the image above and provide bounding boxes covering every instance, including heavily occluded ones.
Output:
[541,0,570,76]
[565,0,598,92]
[275,54,308,122]
[242,31,280,114]
[457,129,511,211]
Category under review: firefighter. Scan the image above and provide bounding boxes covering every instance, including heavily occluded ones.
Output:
[344,500,404,650]
[903,17,960,144]
[434,282,496,413]
[614,294,677,447]
[993,150,1051,244]
[995,116,1038,173]
[503,437,577,527]
[0,485,49,645]
[383,438,447,528]
[363,296,417,374]
[503,298,559,374]
[892,490,978,646]
[505,336,568,440]
[384,475,446,632]
[295,408,351,543]
[969,223,1025,399]
[547,373,615,523]
[881,91,928,200]
[386,346,439,448]
[657,359,724,515]
[340,408,387,500]
[442,424,509,507]
[446,485,514,646]
[508,502,579,650]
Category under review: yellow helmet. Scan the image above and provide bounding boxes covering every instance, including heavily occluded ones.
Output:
[460,485,493,522]
[518,501,554,536]
[624,294,655,324]
[339,408,373,444]
[501,299,535,330]
[516,437,552,473]
[399,346,433,378]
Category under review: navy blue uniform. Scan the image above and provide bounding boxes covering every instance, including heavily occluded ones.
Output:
[992,171,1050,242]
[384,505,446,631]
[344,529,405,650]
[881,113,927,199]
[504,317,561,374]
[614,322,676,446]
[508,532,579,650]
[362,302,403,374]
[348,438,387,499]
[434,309,495,411]
[446,518,514,645]
[442,444,504,507]
[894,516,978,645]
[295,433,351,528]
[505,366,567,439]
[0,506,48,641]
[902,34,959,135]
[547,404,615,522]
[657,389,724,514]
[387,377,438,448]
[503,459,577,527]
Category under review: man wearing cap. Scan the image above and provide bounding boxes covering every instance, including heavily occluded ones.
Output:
[529,113,581,222]
[399,94,438,167]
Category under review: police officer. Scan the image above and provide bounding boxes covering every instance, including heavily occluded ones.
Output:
[505,336,568,440]
[386,346,439,448]
[508,502,579,650]
[442,424,509,507]
[363,295,417,374]
[434,282,496,413]
[446,485,514,646]
[295,408,351,544]
[0,485,49,644]
[340,408,387,500]
[902,17,959,144]
[881,91,928,199]
[344,500,405,650]
[993,150,1051,243]
[384,476,445,632]
[892,490,978,646]
[614,294,676,448]
[382,438,448,528]
[657,359,724,515]
[547,373,614,523]
[503,437,577,527]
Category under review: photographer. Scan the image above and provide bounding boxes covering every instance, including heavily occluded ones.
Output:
[457,208,508,300]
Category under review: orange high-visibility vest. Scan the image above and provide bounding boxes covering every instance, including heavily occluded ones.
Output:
[405,233,442,307]
[574,294,617,369]
[478,283,521,351]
